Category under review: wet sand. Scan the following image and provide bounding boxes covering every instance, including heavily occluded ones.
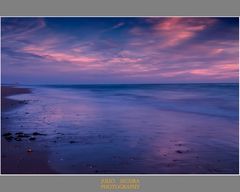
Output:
[1,86,55,174]
[1,86,31,112]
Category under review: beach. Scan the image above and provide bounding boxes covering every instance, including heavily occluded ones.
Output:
[1,84,239,174]
[1,86,55,174]
[1,86,31,112]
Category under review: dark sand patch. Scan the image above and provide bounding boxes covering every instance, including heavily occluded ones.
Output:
[1,86,31,112]
[1,86,56,174]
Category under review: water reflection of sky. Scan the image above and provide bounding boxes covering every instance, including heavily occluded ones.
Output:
[5,84,239,173]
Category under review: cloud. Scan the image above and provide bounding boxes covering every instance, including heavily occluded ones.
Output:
[152,18,217,47]
[112,22,125,29]
[23,45,99,63]
[1,17,239,83]
[1,18,46,41]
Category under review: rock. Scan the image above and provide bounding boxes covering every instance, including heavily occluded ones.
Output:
[5,135,14,141]
[29,137,36,141]
[32,132,46,136]
[16,133,30,138]
[69,141,76,144]
[15,137,22,141]
[27,148,32,153]
[176,150,183,154]
[3,132,12,137]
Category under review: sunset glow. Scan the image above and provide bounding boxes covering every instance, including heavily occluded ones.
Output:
[1,17,239,84]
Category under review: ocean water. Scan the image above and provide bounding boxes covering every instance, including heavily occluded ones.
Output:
[4,83,239,173]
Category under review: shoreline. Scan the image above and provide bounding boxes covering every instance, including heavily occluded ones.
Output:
[1,86,31,112]
[1,86,56,174]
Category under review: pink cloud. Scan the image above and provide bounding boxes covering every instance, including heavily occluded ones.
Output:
[23,43,99,64]
[130,27,144,36]
[110,57,142,63]
[44,52,98,63]
[153,18,217,47]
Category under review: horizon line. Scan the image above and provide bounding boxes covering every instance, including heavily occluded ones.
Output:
[1,82,238,86]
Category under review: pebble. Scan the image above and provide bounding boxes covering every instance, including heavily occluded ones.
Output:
[176,150,183,154]
[15,137,22,141]
[5,136,14,141]
[29,137,36,141]
[27,148,32,153]
[33,132,46,136]
[16,133,30,138]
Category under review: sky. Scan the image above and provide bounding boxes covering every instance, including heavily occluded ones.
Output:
[1,17,239,84]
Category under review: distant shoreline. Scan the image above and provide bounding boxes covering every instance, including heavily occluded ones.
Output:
[1,86,32,112]
[1,82,238,87]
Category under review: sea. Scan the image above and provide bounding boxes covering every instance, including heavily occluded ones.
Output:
[3,83,239,173]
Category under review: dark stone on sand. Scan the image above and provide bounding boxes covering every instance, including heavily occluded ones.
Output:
[27,148,32,153]
[69,141,76,144]
[3,132,12,137]
[15,137,22,141]
[32,132,47,136]
[25,112,29,114]
[4,135,14,141]
[16,133,30,138]
[29,137,36,141]
[176,150,183,154]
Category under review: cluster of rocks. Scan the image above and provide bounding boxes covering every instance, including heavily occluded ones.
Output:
[2,132,47,142]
